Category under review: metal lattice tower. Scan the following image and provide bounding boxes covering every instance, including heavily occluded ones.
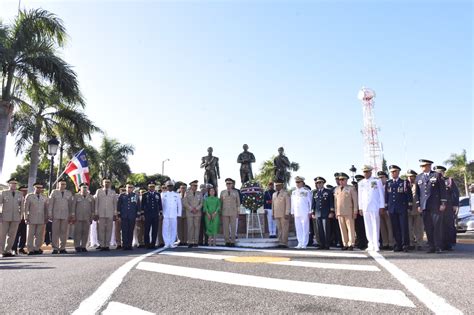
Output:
[358,87,383,172]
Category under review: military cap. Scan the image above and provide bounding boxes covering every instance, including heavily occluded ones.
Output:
[58,177,67,183]
[377,171,388,178]
[33,182,44,188]
[406,169,417,177]
[79,183,88,187]
[199,184,205,189]
[125,183,135,187]
[325,184,334,189]
[434,165,447,172]
[139,188,147,193]
[148,181,156,186]
[18,185,28,191]
[355,174,364,181]
[314,177,326,183]
[189,180,199,186]
[389,165,401,172]
[419,159,434,166]
[333,172,341,178]
[7,177,18,184]
[294,176,305,182]
[102,178,111,182]
[225,178,234,184]
[275,181,284,186]
[338,173,350,180]
[206,183,214,189]
[165,180,175,186]
[361,165,373,172]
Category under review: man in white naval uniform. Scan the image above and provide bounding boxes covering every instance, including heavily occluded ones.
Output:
[161,181,182,248]
[291,176,312,249]
[358,165,385,252]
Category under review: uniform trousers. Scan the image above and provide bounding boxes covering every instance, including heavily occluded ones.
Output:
[275,217,289,246]
[338,215,355,247]
[144,216,159,246]
[222,215,237,244]
[408,213,424,246]
[114,219,122,246]
[162,217,177,247]
[135,219,145,246]
[74,221,90,248]
[389,211,409,249]
[187,216,201,245]
[121,218,136,248]
[423,209,444,250]
[355,214,368,249]
[177,216,187,244]
[27,224,44,252]
[311,218,320,245]
[12,219,27,251]
[52,219,69,250]
[363,211,380,251]
[294,215,310,248]
[380,212,394,247]
[198,213,208,245]
[157,216,164,246]
[442,207,456,249]
[0,221,19,253]
[317,218,331,248]
[266,209,277,236]
[98,217,113,247]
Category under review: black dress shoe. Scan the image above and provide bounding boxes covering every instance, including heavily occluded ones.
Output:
[325,246,331,250]
[19,248,27,254]
[100,247,107,251]
[188,244,193,248]
[52,250,59,254]
[96,246,102,250]
[427,248,435,254]
[403,246,409,252]
[341,246,348,251]
[408,245,415,250]
[35,250,43,255]
[116,245,122,250]
[1,252,13,257]
[436,249,444,254]
[75,247,82,253]
[59,250,68,254]
[348,246,354,251]
[82,248,88,252]
[27,252,35,256]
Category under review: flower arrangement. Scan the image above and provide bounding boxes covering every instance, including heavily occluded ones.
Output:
[240,181,264,212]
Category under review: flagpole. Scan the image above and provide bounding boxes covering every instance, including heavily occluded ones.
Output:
[52,168,68,187]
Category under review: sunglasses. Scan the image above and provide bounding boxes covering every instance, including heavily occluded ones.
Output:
[295,181,302,184]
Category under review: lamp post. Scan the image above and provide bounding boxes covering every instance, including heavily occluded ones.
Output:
[47,136,60,192]
[161,158,170,176]
[349,165,357,184]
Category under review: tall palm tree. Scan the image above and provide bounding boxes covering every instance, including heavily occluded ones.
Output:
[97,137,134,184]
[255,156,300,187]
[445,150,470,196]
[11,85,99,190]
[0,8,81,176]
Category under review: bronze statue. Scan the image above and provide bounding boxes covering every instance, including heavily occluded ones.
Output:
[200,147,220,190]
[273,147,290,185]
[237,144,256,184]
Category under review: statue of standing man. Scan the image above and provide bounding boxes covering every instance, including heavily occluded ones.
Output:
[237,144,256,184]
[201,147,220,190]
[273,147,291,185]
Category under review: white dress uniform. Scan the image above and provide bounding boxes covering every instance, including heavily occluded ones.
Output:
[291,187,312,248]
[358,177,385,251]
[161,191,182,248]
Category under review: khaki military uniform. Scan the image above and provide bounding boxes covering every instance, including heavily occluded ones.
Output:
[0,190,24,254]
[73,192,95,249]
[183,190,203,245]
[134,193,145,247]
[408,183,424,247]
[177,193,187,244]
[220,190,240,244]
[25,193,48,252]
[334,185,358,247]
[49,189,73,251]
[380,211,394,247]
[272,190,291,246]
[115,193,122,247]
[94,188,117,247]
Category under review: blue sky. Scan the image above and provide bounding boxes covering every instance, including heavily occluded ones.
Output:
[1,0,472,188]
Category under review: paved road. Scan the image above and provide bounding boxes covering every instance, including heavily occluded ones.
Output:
[1,234,473,314]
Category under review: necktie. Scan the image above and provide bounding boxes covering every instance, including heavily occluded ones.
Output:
[37,194,40,199]
[12,191,15,197]
[228,191,230,196]
[61,191,64,198]
[106,189,108,196]
[193,192,196,197]
[277,191,280,197]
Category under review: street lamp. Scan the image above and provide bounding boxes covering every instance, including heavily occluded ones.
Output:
[47,136,60,192]
[162,158,170,175]
[349,165,357,184]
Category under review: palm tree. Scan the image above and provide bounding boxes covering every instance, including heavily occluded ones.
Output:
[255,156,300,187]
[97,137,134,184]
[11,85,99,190]
[0,8,81,176]
[445,150,470,196]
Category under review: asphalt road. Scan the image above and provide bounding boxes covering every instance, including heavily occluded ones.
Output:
[1,233,473,314]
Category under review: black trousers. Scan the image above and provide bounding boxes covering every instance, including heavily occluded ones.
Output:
[121,218,136,248]
[390,211,409,249]
[329,217,342,247]
[44,221,52,245]
[12,219,27,251]
[317,218,332,248]
[355,214,368,249]
[442,207,456,249]
[423,209,444,250]
[198,213,208,245]
[144,216,159,246]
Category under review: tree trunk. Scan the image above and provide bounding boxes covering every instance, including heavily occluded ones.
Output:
[0,100,13,178]
[27,121,43,192]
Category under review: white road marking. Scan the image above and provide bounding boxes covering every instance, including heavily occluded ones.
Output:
[160,251,379,271]
[370,251,462,315]
[270,260,380,272]
[137,262,415,307]
[199,246,368,258]
[102,301,155,315]
[72,248,165,315]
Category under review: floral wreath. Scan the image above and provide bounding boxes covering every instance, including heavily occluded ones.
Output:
[240,180,264,212]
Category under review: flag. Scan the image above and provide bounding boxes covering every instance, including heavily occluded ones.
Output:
[64,149,90,191]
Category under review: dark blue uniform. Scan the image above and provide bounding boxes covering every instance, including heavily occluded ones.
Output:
[141,190,163,248]
[118,193,141,249]
[312,188,334,249]
[442,177,459,250]
[264,189,275,210]
[385,178,412,251]
[415,172,447,251]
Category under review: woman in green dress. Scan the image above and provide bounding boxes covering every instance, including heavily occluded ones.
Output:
[204,187,221,246]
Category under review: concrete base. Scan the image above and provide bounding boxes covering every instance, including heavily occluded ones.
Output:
[210,236,298,248]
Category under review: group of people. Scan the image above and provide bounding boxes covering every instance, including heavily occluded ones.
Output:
[0,158,462,257]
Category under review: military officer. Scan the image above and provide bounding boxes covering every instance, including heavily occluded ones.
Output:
[114,185,126,250]
[12,185,29,255]
[141,181,163,249]
[264,182,277,238]
[94,178,117,251]
[0,178,24,257]
[177,183,188,246]
[183,180,203,248]
[406,169,424,250]
[291,176,312,249]
[334,173,358,250]
[134,188,146,248]
[377,171,394,250]
[220,178,240,247]
[312,177,334,250]
[117,184,141,250]
[434,165,459,251]
[161,181,182,248]
[72,183,94,252]
[415,159,447,253]
[48,178,74,254]
[329,173,343,248]
[272,181,291,248]
[353,175,368,250]
[25,183,48,255]
[385,165,412,252]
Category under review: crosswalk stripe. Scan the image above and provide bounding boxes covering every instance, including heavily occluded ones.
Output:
[160,251,379,271]
[136,262,415,307]
[199,246,368,258]
[102,302,155,315]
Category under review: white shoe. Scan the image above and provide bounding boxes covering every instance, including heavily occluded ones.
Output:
[170,244,178,248]
[300,246,307,249]
[294,245,301,249]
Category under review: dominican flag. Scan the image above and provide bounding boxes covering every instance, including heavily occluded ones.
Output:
[64,149,90,191]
